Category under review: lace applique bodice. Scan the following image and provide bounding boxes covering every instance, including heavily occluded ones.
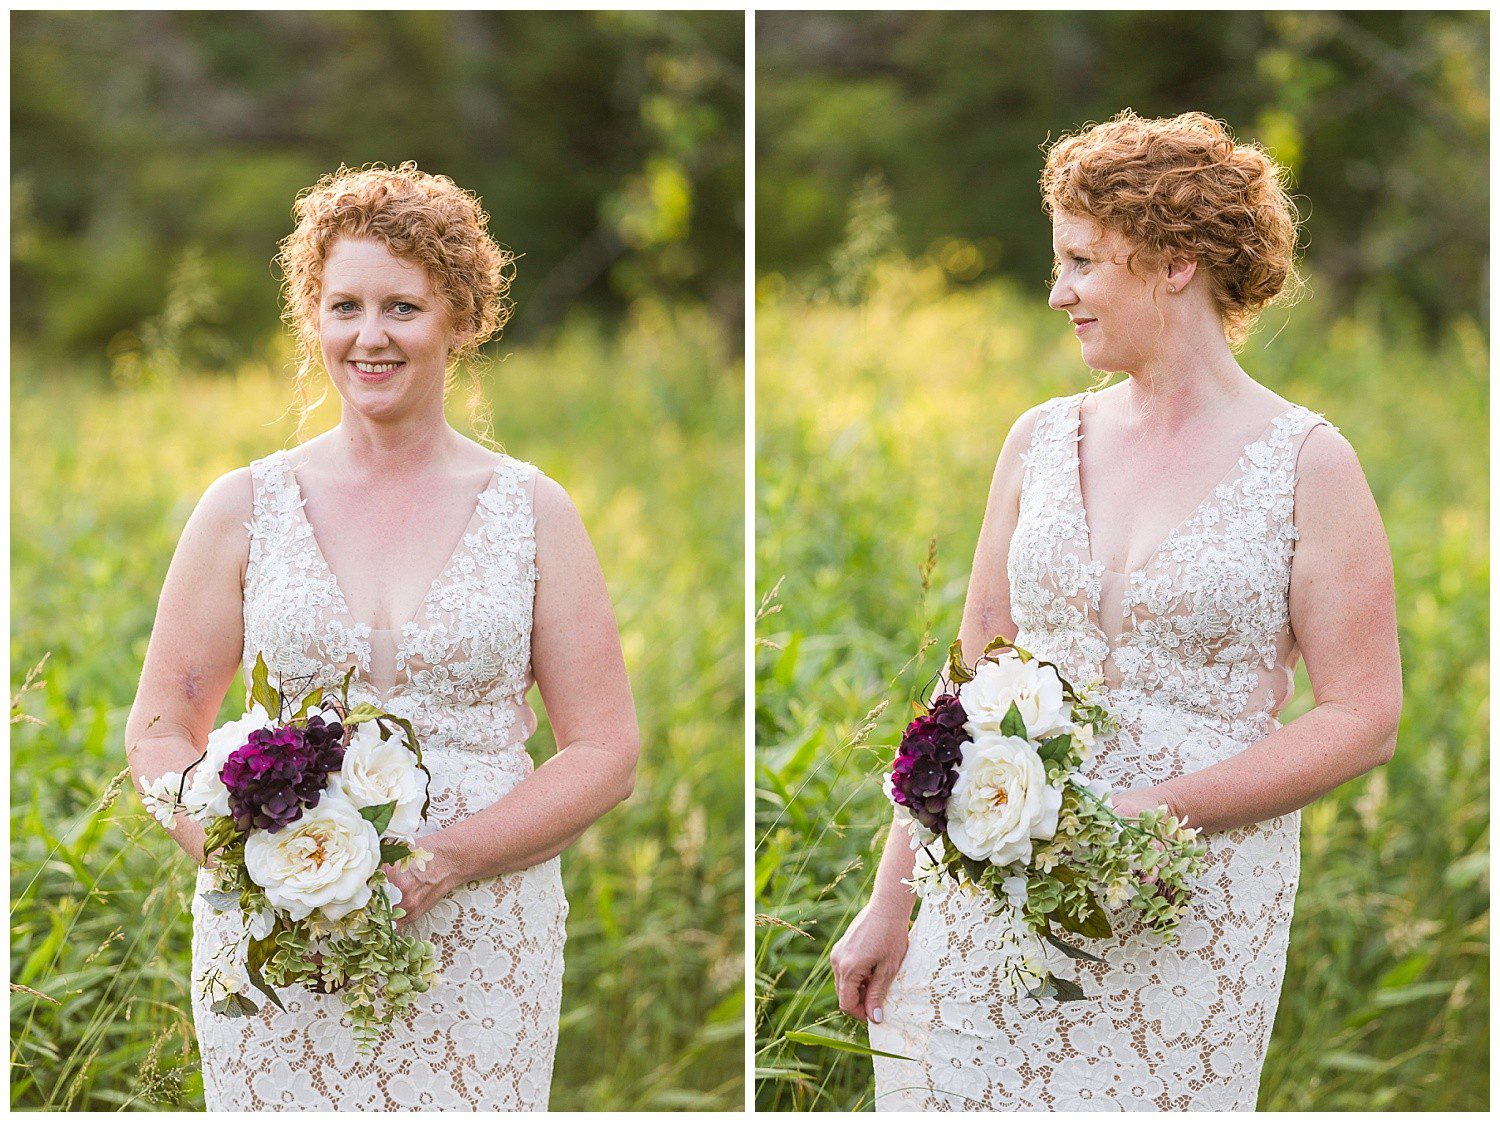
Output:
[242,449,539,773]
[1009,393,1333,752]
[871,392,1336,1111]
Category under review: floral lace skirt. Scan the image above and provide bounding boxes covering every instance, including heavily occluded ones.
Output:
[191,746,568,1111]
[868,705,1300,1111]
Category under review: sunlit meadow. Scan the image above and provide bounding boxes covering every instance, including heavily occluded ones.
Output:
[754,258,1488,1111]
[11,304,745,1111]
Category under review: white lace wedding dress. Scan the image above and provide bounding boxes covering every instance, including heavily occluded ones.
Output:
[190,450,566,1111]
[869,392,1334,1110]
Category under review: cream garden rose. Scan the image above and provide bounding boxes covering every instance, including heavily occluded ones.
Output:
[945,731,1063,866]
[243,795,381,921]
[334,722,428,840]
[959,653,1072,741]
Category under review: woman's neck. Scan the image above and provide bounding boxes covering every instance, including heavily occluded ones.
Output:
[1114,317,1255,432]
[324,408,469,481]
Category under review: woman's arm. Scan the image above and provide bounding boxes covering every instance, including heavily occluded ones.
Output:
[833,405,1041,1022]
[394,475,639,917]
[1116,424,1402,832]
[124,470,253,865]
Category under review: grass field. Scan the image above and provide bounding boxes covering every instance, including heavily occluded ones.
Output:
[754,260,1489,1111]
[10,303,745,1111]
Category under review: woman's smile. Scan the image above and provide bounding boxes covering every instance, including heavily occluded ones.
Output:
[348,359,406,384]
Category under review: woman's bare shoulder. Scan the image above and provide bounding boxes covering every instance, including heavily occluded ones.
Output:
[190,466,256,534]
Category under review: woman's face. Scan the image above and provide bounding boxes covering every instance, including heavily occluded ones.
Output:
[1048,211,1170,374]
[316,236,460,423]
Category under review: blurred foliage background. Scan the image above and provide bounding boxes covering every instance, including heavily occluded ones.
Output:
[11,10,743,1113]
[13,10,744,365]
[754,9,1487,1113]
[758,10,1487,333]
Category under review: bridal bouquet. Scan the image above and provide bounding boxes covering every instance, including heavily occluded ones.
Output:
[889,637,1206,1001]
[138,655,438,1047]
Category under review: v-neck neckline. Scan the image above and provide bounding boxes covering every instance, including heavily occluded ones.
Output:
[281,451,501,639]
[1072,395,1296,580]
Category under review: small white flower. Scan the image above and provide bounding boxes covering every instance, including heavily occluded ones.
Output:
[243,793,381,922]
[385,881,403,907]
[960,654,1072,740]
[184,705,273,820]
[246,907,275,941]
[1002,875,1029,909]
[138,772,184,828]
[334,722,428,840]
[197,937,249,1004]
[945,731,1063,866]
[404,845,434,872]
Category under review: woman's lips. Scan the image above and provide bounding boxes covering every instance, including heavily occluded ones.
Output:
[348,360,405,384]
[1072,318,1096,336]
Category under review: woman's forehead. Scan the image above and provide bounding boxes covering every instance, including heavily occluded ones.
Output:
[322,236,434,291]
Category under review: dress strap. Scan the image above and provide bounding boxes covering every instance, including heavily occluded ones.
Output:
[245,450,304,587]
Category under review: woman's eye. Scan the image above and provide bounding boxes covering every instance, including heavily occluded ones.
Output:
[1072,256,1091,268]
[392,302,418,315]
[332,300,356,313]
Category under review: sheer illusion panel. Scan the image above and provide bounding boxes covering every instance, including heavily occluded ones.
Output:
[194,450,566,1111]
[869,392,1335,1111]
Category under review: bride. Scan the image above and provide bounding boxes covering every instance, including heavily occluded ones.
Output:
[123,163,639,1110]
[836,111,1402,1110]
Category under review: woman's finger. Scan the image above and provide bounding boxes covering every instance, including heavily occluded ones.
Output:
[835,963,868,1020]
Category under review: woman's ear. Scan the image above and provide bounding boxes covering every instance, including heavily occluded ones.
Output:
[1164,255,1199,294]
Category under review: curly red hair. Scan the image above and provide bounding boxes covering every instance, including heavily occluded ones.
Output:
[274,162,515,432]
[1041,110,1301,346]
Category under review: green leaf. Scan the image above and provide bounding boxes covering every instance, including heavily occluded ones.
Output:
[379,840,412,866]
[295,687,325,719]
[211,992,260,1018]
[244,935,286,1012]
[1000,701,1027,739]
[945,639,973,685]
[249,653,280,718]
[201,889,240,912]
[343,703,385,726]
[982,634,1013,656]
[1041,931,1104,964]
[783,1028,915,1062]
[1036,734,1072,764]
[1054,888,1112,940]
[360,801,396,836]
[1050,976,1088,1002]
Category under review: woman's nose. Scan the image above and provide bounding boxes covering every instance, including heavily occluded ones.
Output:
[355,314,389,349]
[1048,277,1075,311]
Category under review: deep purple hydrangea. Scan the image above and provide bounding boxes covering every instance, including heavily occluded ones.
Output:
[221,715,346,833]
[891,693,969,831]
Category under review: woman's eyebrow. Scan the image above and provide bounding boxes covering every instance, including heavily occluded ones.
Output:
[323,289,426,302]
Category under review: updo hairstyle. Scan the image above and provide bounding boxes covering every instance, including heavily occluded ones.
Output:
[1041,110,1301,346]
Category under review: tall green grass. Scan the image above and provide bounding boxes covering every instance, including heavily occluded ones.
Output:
[11,303,745,1111]
[754,261,1488,1111]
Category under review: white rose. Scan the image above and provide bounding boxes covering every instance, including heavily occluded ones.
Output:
[945,731,1063,867]
[334,722,427,840]
[959,654,1072,741]
[243,794,380,921]
[184,704,273,819]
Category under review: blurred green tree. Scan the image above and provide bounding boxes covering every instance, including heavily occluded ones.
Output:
[11,11,744,366]
[756,11,1487,332]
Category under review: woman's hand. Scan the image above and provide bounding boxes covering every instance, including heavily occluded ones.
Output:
[830,901,911,1025]
[1110,784,1180,821]
[384,836,466,929]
